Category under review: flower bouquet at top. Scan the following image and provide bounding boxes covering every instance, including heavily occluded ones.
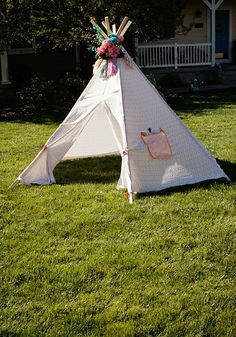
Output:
[96,34,124,59]
[93,34,125,77]
[91,17,132,78]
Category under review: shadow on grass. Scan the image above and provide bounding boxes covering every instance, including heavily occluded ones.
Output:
[54,155,121,185]
[0,331,22,337]
[0,106,69,125]
[137,178,229,199]
[216,158,236,182]
[53,156,235,192]
[167,88,236,116]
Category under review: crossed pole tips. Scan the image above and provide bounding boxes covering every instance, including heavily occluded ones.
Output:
[90,16,132,38]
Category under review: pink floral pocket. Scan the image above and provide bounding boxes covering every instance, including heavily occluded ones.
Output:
[141,128,172,160]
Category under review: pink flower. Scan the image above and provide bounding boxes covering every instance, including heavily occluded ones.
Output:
[104,40,112,47]
[118,35,124,42]
[107,45,120,58]
[97,44,108,56]
[97,38,122,58]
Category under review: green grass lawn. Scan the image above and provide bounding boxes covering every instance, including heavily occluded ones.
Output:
[0,91,236,337]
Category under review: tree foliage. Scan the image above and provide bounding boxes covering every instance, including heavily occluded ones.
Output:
[0,0,188,50]
[0,0,35,50]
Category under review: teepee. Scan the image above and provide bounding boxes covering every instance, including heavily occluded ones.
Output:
[12,17,229,202]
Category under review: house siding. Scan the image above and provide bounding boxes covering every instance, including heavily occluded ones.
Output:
[232,2,236,42]
[176,1,208,43]
[223,0,236,42]
[176,0,236,46]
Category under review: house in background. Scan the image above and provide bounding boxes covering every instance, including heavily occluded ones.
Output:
[137,0,236,81]
[0,41,95,103]
[0,45,79,104]
[0,44,78,87]
[1,0,236,94]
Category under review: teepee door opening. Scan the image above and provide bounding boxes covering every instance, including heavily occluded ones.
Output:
[63,103,121,160]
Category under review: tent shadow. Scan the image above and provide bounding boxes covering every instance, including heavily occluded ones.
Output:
[54,157,235,190]
[0,331,22,337]
[54,155,121,185]
[167,89,236,117]
[216,158,236,182]
[136,178,229,199]
[0,110,68,125]
[137,158,235,199]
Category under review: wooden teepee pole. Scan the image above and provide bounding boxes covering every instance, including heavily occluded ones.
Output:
[117,16,129,35]
[120,20,132,36]
[105,16,112,34]
[91,16,132,39]
[90,19,108,39]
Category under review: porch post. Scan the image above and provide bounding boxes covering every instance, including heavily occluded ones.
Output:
[0,50,11,84]
[211,0,216,67]
[134,37,139,65]
[75,42,80,71]
[202,0,225,67]
[174,42,178,69]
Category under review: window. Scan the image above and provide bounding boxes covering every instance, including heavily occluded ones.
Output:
[194,23,204,28]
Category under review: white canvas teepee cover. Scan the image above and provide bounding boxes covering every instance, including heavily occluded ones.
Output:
[13,58,132,193]
[13,16,229,196]
[117,59,229,192]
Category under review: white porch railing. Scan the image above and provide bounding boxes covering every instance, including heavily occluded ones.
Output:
[138,42,212,69]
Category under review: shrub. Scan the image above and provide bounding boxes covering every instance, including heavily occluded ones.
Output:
[160,73,186,88]
[59,72,86,101]
[16,73,87,108]
[145,72,162,90]
[16,76,56,108]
